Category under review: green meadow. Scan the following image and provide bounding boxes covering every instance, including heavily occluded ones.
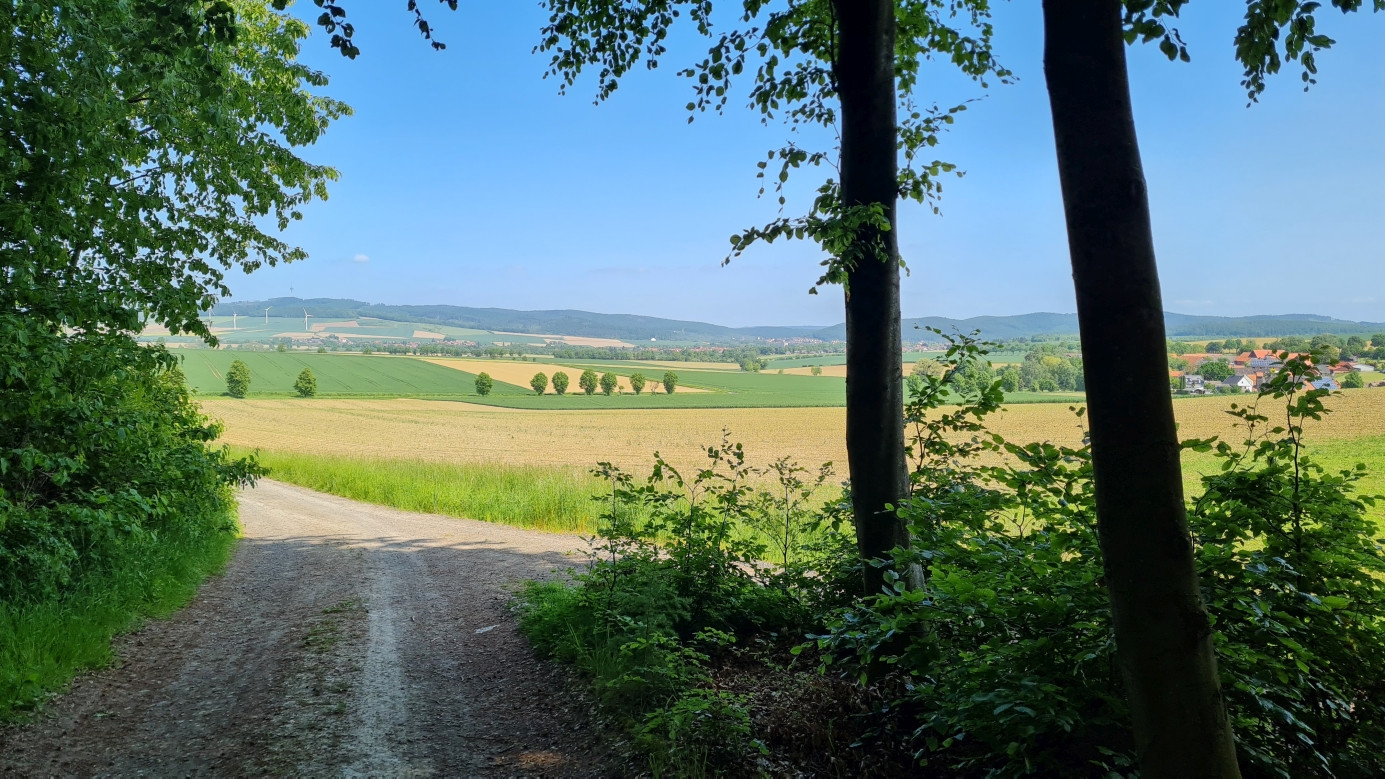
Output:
[178,351,1090,407]
[178,351,517,397]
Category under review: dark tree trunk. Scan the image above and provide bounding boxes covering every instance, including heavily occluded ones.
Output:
[832,0,913,596]
[1040,2,1239,775]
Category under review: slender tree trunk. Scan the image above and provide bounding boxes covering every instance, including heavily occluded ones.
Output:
[1040,3,1239,775]
[832,0,912,595]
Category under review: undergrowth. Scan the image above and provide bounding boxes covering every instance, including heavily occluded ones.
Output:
[0,516,238,719]
[0,322,259,719]
[516,334,1385,777]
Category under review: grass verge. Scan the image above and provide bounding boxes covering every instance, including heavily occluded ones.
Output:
[243,448,604,534]
[0,517,238,721]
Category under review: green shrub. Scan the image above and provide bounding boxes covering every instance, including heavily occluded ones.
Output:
[552,371,570,395]
[474,372,493,396]
[663,371,678,394]
[579,369,598,395]
[600,371,618,396]
[225,359,250,397]
[810,340,1385,777]
[517,440,835,772]
[530,372,548,395]
[630,373,647,394]
[0,320,261,715]
[293,367,317,397]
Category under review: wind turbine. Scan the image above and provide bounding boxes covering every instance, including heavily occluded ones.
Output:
[263,306,271,325]
[304,308,313,332]
[232,311,238,330]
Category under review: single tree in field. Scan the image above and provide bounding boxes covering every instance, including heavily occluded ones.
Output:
[810,365,823,376]
[293,368,317,398]
[662,371,678,395]
[599,372,618,396]
[629,372,647,394]
[1040,1,1380,772]
[475,372,493,396]
[226,360,251,398]
[530,372,548,395]
[552,371,570,395]
[578,369,598,395]
[1341,370,1365,389]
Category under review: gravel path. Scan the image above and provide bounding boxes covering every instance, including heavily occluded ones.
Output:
[0,480,617,777]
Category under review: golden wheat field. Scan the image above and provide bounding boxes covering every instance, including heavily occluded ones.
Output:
[202,389,1385,476]
[781,364,850,378]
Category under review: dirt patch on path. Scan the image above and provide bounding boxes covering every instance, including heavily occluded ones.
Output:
[0,480,620,776]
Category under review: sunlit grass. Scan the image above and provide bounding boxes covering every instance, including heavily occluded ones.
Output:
[244,448,607,534]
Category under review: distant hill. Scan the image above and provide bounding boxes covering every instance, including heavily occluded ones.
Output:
[813,313,1385,341]
[214,298,1385,343]
[212,298,817,342]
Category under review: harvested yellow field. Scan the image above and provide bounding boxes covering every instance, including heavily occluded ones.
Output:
[423,359,709,394]
[412,330,445,340]
[204,398,843,474]
[203,390,1385,476]
[782,365,849,378]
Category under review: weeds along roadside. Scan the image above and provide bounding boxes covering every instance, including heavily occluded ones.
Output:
[0,513,239,721]
[513,335,1385,777]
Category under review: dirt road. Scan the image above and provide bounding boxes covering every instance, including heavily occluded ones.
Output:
[0,481,618,777]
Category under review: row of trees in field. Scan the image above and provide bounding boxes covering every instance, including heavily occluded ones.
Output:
[524,370,679,396]
[909,345,1086,396]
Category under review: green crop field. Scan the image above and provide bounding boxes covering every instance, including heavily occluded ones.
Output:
[177,351,1091,407]
[178,352,524,397]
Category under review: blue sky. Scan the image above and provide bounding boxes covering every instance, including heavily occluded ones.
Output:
[226,2,1384,327]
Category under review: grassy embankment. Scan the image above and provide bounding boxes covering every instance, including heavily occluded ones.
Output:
[0,514,238,720]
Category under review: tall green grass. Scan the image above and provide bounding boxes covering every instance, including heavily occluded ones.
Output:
[0,519,238,720]
[248,449,605,534]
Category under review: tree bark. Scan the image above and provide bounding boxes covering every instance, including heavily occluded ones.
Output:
[1040,2,1240,775]
[832,0,913,596]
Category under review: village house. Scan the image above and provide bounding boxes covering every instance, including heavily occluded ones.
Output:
[1243,349,1278,369]
[1223,374,1258,392]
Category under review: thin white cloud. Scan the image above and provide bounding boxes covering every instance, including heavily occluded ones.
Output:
[352,253,370,263]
